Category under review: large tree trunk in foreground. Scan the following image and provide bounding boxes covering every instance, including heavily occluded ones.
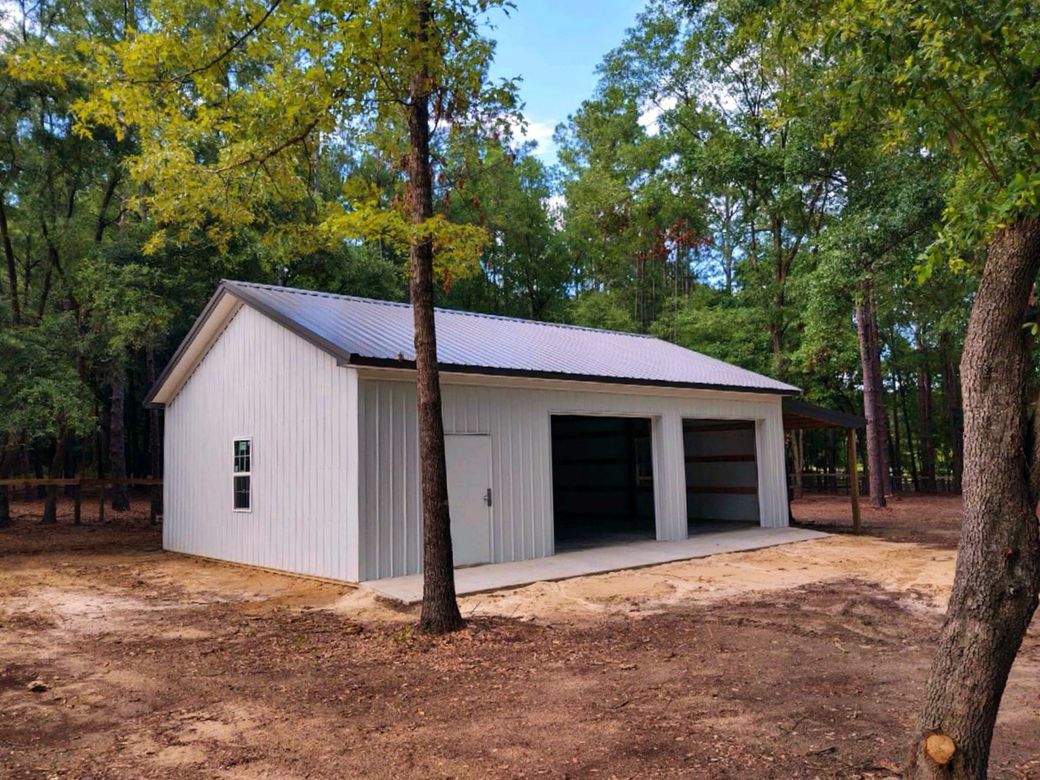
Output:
[408,0,463,636]
[907,218,1040,779]
[856,281,890,506]
[109,379,130,512]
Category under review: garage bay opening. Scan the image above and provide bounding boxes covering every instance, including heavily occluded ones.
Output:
[684,419,760,533]
[551,415,656,551]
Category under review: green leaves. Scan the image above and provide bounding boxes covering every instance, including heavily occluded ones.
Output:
[802,0,1040,265]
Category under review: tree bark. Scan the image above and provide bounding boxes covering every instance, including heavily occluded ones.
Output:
[109,379,130,512]
[0,443,12,528]
[916,345,937,493]
[0,195,20,324]
[145,347,163,521]
[855,281,890,506]
[889,402,903,493]
[940,334,964,493]
[790,430,804,499]
[41,432,66,524]
[907,218,1040,779]
[898,371,921,492]
[408,0,464,636]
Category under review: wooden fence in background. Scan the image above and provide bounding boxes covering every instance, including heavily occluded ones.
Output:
[0,478,163,524]
[794,471,959,495]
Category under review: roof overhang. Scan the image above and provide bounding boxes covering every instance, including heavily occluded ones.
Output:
[144,285,242,408]
[145,281,357,408]
[782,398,865,430]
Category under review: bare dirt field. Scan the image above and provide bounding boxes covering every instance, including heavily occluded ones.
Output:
[2,494,1038,779]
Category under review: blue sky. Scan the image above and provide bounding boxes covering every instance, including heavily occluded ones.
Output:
[485,1,646,163]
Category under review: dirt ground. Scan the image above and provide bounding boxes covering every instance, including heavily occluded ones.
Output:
[1,495,1038,779]
[791,492,965,548]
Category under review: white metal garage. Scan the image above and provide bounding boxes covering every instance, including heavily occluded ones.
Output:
[147,280,799,583]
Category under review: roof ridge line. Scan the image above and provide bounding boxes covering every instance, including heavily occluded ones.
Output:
[222,279,659,340]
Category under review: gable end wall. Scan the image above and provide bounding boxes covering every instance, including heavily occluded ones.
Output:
[163,304,357,580]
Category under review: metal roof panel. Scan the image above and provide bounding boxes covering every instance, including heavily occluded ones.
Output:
[221,280,800,394]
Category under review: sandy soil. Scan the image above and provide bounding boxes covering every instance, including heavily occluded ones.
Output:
[1,495,1038,779]
[454,535,957,624]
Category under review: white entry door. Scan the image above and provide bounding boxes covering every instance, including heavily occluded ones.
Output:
[445,434,492,566]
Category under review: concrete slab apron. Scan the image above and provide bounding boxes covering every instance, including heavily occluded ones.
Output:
[362,526,828,605]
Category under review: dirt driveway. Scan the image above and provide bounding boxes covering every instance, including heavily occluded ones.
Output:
[1,495,1038,779]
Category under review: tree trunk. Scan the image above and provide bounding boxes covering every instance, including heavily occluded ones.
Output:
[145,347,164,521]
[907,218,1040,779]
[790,430,804,499]
[940,335,964,493]
[407,0,464,636]
[898,372,921,492]
[109,379,130,512]
[0,444,11,528]
[889,402,903,493]
[917,350,937,493]
[855,282,890,506]
[0,195,20,324]
[41,432,66,524]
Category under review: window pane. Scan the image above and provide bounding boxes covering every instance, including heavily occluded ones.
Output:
[234,475,251,510]
[234,440,251,474]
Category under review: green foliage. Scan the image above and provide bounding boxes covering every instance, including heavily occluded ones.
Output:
[800,0,1040,270]
[0,313,94,443]
[39,0,519,288]
[568,289,639,333]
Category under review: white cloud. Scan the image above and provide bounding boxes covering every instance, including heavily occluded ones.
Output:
[542,193,566,228]
[0,0,24,41]
[503,116,559,162]
[521,119,556,146]
[638,95,678,136]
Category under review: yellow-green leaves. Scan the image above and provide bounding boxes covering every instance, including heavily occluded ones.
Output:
[323,203,487,289]
[47,0,510,279]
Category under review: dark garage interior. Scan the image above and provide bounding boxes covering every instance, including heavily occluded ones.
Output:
[551,415,656,550]
[683,419,760,531]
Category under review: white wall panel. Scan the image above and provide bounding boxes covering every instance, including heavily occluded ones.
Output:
[358,373,789,580]
[163,305,355,580]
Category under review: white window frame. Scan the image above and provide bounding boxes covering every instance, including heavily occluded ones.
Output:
[233,437,252,513]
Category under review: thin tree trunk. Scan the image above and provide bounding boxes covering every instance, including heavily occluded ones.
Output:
[889,403,903,493]
[917,357,937,493]
[898,372,921,492]
[790,430,804,499]
[855,281,890,506]
[0,195,19,324]
[940,335,964,493]
[41,432,66,524]
[145,347,163,521]
[0,443,11,528]
[408,0,463,636]
[907,218,1040,778]
[109,379,130,512]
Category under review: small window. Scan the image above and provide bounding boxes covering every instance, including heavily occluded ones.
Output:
[233,439,251,511]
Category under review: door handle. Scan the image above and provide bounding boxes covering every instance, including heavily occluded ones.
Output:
[483,488,492,507]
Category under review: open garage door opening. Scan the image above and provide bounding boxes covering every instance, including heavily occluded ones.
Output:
[551,415,656,551]
[684,419,760,534]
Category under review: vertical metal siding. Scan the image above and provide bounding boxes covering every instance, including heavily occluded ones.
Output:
[163,305,355,580]
[357,376,789,580]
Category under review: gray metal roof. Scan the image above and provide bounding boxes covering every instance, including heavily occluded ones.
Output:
[214,280,799,394]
